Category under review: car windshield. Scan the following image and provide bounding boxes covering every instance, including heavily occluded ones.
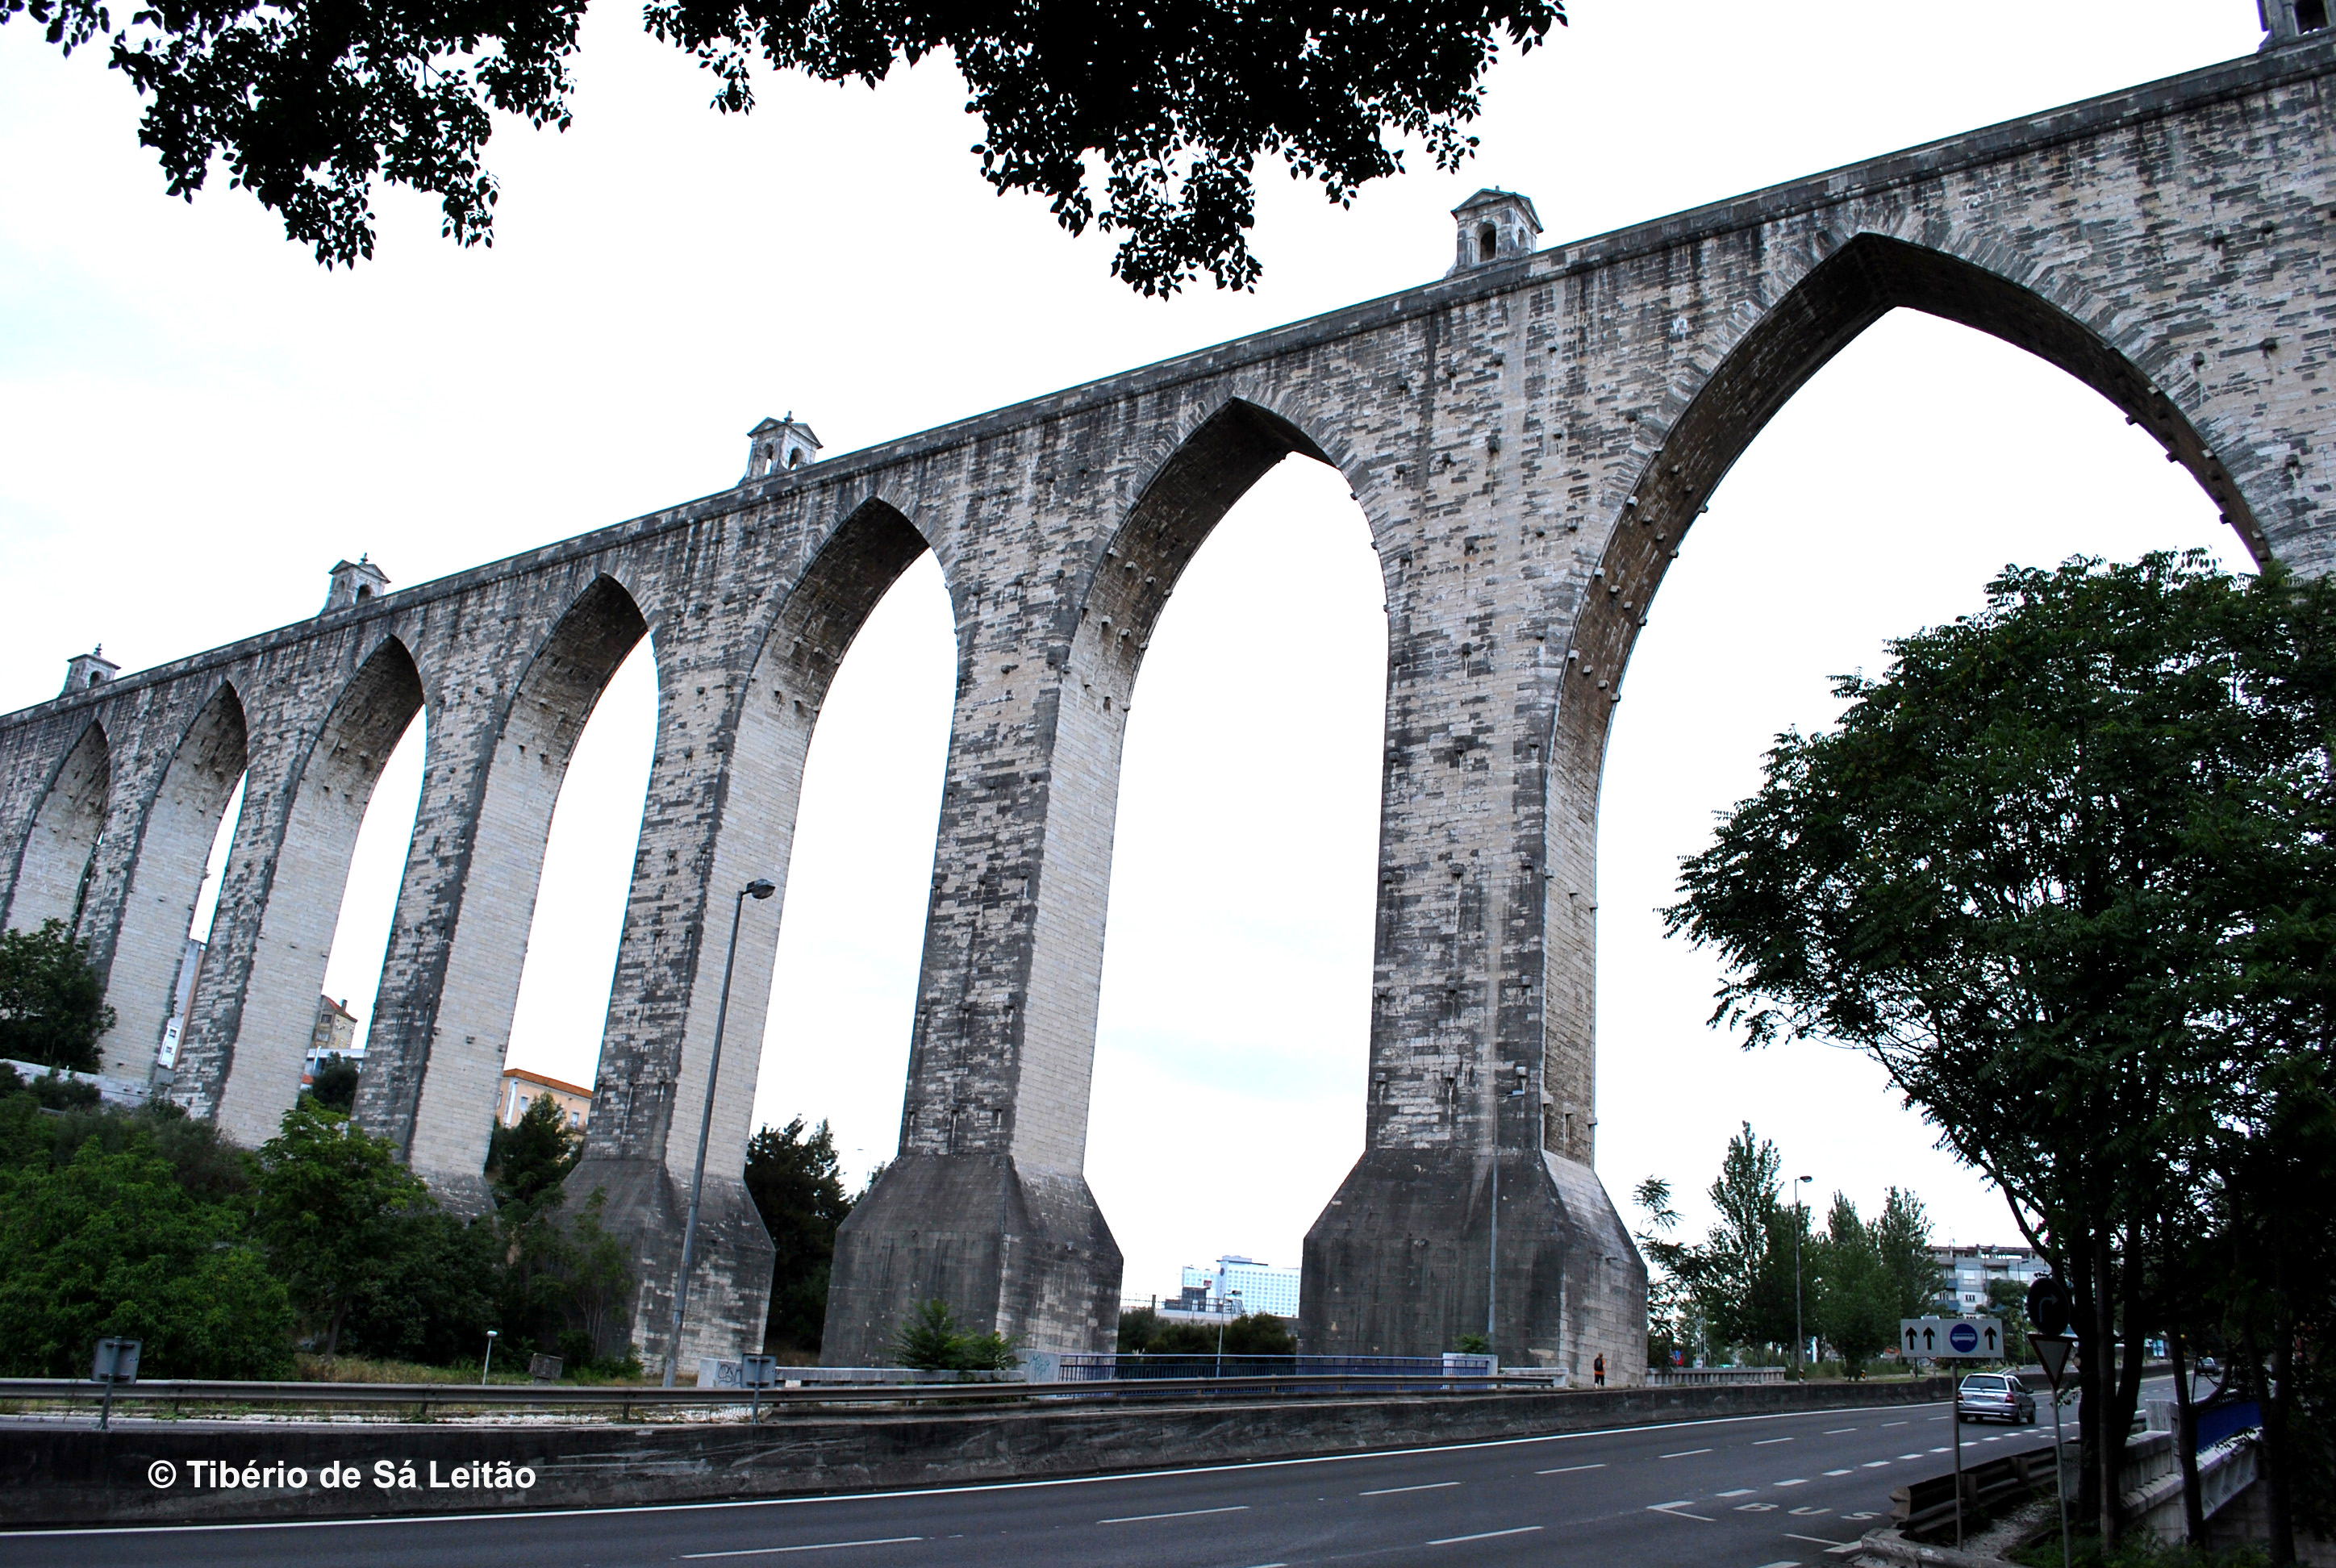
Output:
[1963,1376,2006,1390]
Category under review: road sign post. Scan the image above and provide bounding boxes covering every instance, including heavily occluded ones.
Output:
[90,1337,140,1432]
[1900,1317,2003,1549]
[2031,1332,2076,1568]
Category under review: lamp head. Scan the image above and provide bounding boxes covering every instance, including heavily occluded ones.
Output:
[745,879,778,900]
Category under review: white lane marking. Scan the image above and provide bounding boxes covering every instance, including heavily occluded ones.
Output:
[0,1399,1959,1541]
[1428,1526,1543,1545]
[682,1540,924,1559]
[1661,1448,1714,1458]
[1754,1437,1794,1445]
[1099,1506,1250,1524]
[1649,1502,1716,1523]
[1789,1507,1831,1517]
[1931,1447,1952,1453]
[1717,1488,1756,1497]
[1824,1469,1854,1476]
[1773,1478,1808,1487]
[1754,1561,1804,1567]
[1536,1463,1607,1475]
[1824,1427,1857,1434]
[1883,1420,1908,1428]
[1784,1533,1857,1547]
[1735,1503,1778,1512]
[1362,1482,1459,1496]
[1862,1460,1891,1468]
[1898,1454,1925,1460]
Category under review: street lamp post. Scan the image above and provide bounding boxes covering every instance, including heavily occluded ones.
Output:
[661,878,778,1388]
[1794,1174,1813,1378]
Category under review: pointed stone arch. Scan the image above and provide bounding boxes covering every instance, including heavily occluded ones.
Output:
[2,719,112,936]
[1558,231,2255,826]
[581,498,937,1371]
[650,497,932,1164]
[98,682,249,1075]
[391,573,653,1197]
[202,636,424,1144]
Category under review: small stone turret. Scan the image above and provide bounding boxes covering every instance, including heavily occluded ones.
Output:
[744,414,822,484]
[323,556,390,613]
[62,646,117,697]
[1448,189,1541,276]
[2263,0,2332,44]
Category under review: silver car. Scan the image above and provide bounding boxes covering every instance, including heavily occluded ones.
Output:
[1957,1372,2038,1424]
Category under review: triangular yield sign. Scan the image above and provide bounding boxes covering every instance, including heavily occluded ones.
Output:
[2034,1333,2074,1390]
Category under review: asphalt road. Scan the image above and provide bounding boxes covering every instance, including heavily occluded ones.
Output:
[2,1395,2069,1568]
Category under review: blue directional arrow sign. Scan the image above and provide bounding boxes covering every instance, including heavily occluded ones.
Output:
[1900,1316,2005,1361]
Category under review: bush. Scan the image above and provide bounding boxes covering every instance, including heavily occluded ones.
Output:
[0,1137,294,1378]
[891,1299,1018,1372]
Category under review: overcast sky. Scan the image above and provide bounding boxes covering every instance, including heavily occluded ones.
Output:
[1,3,2266,1304]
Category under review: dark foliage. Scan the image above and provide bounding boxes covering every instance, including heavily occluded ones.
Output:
[0,920,115,1072]
[486,1092,581,1207]
[1665,553,2336,1542]
[307,1052,360,1113]
[891,1298,1016,1372]
[0,1135,294,1378]
[5,0,1562,292]
[336,1207,500,1366]
[743,1116,853,1354]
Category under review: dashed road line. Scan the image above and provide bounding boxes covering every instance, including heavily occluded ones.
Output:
[1773,1478,1808,1487]
[1824,1427,1858,1434]
[682,1540,925,1558]
[1099,1507,1249,1524]
[1428,1526,1542,1545]
[1648,1502,1717,1523]
[1861,1462,1891,1469]
[1754,1437,1795,1445]
[1717,1488,1756,1498]
[1361,1482,1458,1496]
[1823,1469,1854,1476]
[1662,1449,1715,1459]
[1784,1533,1857,1548]
[1536,1464,1605,1475]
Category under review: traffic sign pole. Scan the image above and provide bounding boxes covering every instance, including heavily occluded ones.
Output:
[1952,1377,1964,1549]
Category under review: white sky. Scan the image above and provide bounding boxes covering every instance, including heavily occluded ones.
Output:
[1,2,2264,1301]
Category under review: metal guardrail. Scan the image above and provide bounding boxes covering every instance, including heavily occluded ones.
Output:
[0,1371,1514,1420]
[1892,1446,2060,1539]
[1647,1366,1788,1387]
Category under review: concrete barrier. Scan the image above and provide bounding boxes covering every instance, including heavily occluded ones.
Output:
[0,1376,1950,1528]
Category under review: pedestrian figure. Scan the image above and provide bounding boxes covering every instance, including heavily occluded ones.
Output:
[1593,1353,1606,1387]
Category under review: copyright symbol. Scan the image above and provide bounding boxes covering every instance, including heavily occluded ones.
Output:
[147,1461,176,1489]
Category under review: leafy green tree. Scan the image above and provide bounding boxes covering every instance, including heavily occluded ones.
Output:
[1663,552,2336,1540]
[1220,1313,1295,1357]
[336,1207,501,1366]
[1632,1174,1696,1367]
[743,1116,853,1355]
[4,0,1563,293]
[0,920,115,1072]
[252,1100,434,1357]
[0,1136,294,1377]
[306,1052,360,1114]
[1809,1194,1897,1378]
[1118,1305,1165,1353]
[486,1092,581,1207]
[1872,1186,1942,1320]
[1678,1123,1800,1357]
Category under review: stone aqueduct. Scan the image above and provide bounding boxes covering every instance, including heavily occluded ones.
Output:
[6,27,2336,1374]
